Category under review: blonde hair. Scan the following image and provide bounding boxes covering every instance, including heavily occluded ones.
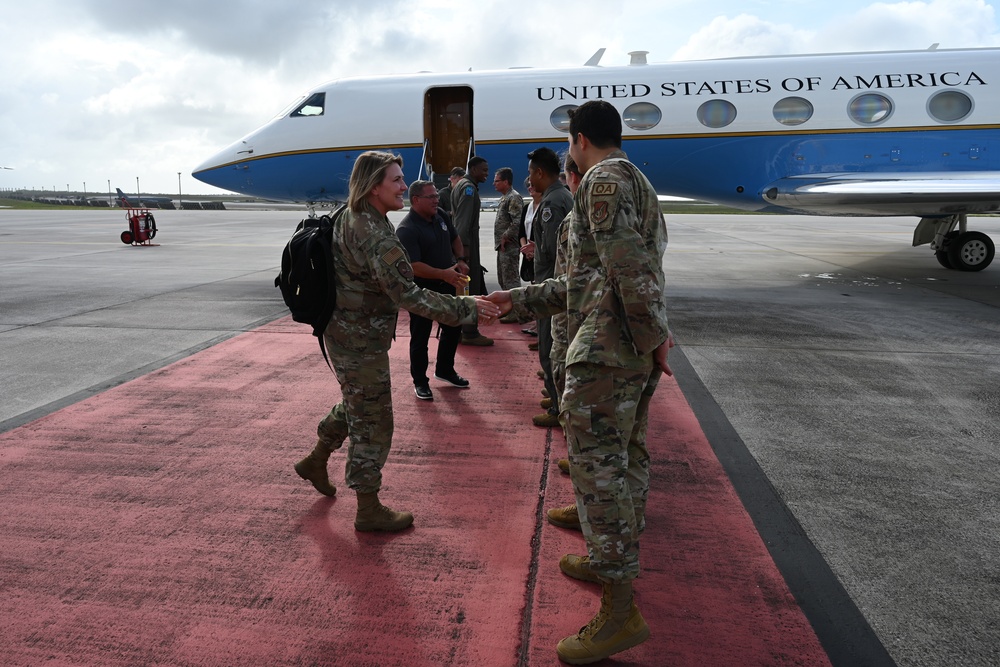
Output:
[348,151,404,213]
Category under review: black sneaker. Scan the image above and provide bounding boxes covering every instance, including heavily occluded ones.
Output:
[434,372,470,388]
[414,384,433,400]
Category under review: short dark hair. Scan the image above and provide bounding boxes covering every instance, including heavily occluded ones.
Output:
[568,100,622,149]
[408,179,435,200]
[495,167,513,184]
[527,147,561,177]
[468,156,487,169]
[449,167,466,177]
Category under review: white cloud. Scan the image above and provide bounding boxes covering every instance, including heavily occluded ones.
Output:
[1,0,1000,195]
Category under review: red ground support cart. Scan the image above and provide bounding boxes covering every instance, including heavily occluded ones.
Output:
[120,208,157,245]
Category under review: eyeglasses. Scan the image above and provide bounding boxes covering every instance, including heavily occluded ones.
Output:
[414,194,439,199]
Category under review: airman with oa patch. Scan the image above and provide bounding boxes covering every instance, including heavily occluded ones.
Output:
[588,178,618,232]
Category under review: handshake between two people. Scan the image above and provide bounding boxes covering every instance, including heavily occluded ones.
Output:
[472,290,513,327]
[472,287,676,378]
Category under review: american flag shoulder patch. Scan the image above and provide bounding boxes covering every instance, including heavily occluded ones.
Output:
[380,246,405,265]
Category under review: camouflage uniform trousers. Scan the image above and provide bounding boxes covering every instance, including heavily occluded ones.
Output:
[316,342,394,494]
[561,360,661,583]
[496,243,522,291]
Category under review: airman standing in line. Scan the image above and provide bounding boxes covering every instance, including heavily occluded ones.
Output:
[451,156,494,346]
[485,100,671,664]
[493,167,523,291]
[293,151,500,532]
[437,166,465,215]
[526,147,573,428]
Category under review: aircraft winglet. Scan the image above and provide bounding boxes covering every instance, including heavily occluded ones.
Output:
[584,48,606,67]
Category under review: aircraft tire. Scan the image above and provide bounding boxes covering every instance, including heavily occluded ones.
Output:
[935,231,958,269]
[947,231,995,272]
[120,230,133,244]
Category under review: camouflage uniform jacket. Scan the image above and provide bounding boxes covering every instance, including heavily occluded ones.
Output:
[325,203,478,356]
[549,210,573,363]
[494,188,523,250]
[450,176,480,250]
[511,150,668,370]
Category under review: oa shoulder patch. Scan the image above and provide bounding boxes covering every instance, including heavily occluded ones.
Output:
[464,185,474,196]
[396,258,414,281]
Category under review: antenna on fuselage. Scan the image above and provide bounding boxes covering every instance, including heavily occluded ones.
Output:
[584,48,606,67]
[928,43,940,50]
[629,51,649,65]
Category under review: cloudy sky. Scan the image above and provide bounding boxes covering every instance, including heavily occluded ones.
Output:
[1,0,998,196]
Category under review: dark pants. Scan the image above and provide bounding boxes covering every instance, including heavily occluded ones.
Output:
[410,280,461,385]
[537,316,559,415]
[462,237,482,338]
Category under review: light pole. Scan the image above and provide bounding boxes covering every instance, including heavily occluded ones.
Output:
[177,172,182,204]
[136,177,141,207]
[108,179,112,207]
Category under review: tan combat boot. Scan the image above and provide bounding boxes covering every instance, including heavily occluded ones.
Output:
[556,458,570,474]
[354,492,414,532]
[559,553,601,583]
[294,439,337,497]
[556,582,649,664]
[547,503,581,531]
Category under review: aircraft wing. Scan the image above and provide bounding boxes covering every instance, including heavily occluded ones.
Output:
[762,172,1000,216]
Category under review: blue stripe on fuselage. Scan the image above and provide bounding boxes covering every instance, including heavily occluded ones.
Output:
[191,127,1000,209]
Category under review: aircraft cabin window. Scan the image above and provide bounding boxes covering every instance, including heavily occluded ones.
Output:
[623,102,662,130]
[290,92,326,117]
[928,90,973,123]
[549,105,577,133]
[848,93,893,125]
[773,97,813,126]
[697,100,737,129]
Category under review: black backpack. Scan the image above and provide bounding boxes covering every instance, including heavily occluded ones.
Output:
[274,205,347,369]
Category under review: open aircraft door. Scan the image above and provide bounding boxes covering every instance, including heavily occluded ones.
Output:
[423,87,473,187]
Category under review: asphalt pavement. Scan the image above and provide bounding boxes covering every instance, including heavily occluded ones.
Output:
[1,208,999,666]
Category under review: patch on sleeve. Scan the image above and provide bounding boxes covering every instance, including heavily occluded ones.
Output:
[380,246,405,266]
[464,185,474,196]
[591,201,610,225]
[395,258,414,280]
[541,207,552,223]
[588,178,619,231]
[592,182,618,197]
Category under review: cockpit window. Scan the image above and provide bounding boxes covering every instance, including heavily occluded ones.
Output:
[290,92,325,117]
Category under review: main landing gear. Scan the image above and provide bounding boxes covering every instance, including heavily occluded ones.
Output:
[914,214,996,271]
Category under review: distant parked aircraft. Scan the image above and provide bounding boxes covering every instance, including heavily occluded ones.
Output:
[115,188,173,208]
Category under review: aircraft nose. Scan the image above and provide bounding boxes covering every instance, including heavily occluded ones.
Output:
[192,148,244,192]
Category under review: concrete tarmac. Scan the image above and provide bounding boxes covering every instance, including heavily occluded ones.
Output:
[2,208,999,666]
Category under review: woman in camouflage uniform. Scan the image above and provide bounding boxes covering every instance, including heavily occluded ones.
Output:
[294,151,500,532]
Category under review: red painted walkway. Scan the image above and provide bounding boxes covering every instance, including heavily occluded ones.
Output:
[0,315,830,666]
